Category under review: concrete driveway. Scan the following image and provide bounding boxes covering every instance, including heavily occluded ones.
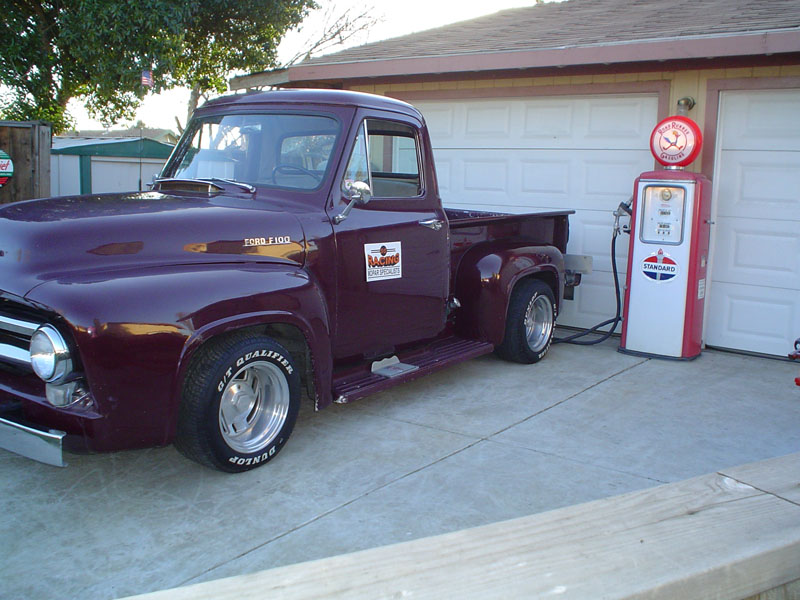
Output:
[2,338,798,599]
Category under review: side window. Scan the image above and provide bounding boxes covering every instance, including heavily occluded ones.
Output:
[367,119,422,198]
[341,119,423,199]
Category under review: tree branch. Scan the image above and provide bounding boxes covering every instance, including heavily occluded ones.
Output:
[283,4,379,67]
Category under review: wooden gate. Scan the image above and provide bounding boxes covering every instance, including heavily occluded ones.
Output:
[0,121,51,204]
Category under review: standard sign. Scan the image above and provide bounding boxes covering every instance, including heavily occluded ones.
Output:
[642,249,678,282]
[0,150,13,188]
[364,242,402,282]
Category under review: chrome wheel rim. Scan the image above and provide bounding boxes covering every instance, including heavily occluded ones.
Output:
[524,294,554,353]
[218,361,290,454]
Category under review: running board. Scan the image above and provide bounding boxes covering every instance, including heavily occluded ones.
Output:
[332,337,494,404]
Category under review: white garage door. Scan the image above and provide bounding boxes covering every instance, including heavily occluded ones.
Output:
[706,89,800,356]
[91,157,166,193]
[414,95,658,329]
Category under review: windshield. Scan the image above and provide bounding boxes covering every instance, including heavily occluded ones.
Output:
[166,113,340,191]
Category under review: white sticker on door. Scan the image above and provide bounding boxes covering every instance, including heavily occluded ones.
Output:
[364,242,402,282]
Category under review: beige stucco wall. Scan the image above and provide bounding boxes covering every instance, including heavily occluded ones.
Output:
[347,64,800,172]
[350,65,800,123]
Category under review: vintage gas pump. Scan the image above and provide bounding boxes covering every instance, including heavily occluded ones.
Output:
[619,114,712,359]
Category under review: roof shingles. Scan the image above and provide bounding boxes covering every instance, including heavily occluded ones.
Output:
[299,0,800,66]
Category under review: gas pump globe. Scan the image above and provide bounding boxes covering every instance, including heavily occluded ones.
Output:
[619,115,712,359]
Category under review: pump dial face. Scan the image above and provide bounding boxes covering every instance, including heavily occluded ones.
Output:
[650,116,703,167]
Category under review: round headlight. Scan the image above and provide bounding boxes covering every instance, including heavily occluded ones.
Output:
[30,325,73,383]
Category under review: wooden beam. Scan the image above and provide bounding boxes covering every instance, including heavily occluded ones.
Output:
[125,453,800,600]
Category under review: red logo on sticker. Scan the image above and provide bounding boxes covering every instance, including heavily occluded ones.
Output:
[642,249,678,282]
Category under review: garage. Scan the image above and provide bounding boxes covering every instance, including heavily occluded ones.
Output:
[412,94,658,330]
[706,88,800,356]
[233,0,800,356]
[51,137,174,195]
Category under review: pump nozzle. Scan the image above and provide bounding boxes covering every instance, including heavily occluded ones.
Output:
[613,197,633,236]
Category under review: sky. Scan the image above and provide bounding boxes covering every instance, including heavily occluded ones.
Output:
[69,0,541,132]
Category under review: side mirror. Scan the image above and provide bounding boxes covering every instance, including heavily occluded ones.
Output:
[334,181,372,224]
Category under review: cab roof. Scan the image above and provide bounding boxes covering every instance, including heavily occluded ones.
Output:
[198,88,421,119]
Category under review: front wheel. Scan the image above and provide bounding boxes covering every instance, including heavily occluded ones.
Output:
[176,334,300,472]
[496,279,556,364]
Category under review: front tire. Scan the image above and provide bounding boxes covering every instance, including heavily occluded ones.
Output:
[496,279,556,364]
[176,334,300,473]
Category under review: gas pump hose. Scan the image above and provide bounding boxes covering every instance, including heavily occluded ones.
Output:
[553,199,631,346]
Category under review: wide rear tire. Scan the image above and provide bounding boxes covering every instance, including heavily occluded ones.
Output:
[496,279,556,364]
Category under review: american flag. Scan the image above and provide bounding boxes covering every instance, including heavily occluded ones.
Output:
[141,70,154,88]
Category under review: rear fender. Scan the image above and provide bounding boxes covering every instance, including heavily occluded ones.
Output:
[453,244,564,345]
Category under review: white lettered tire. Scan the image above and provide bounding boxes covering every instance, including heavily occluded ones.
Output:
[176,333,300,472]
[495,279,557,364]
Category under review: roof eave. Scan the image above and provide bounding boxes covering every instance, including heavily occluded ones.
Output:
[230,68,290,91]
[271,29,800,86]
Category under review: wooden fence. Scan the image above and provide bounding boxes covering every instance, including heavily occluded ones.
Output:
[0,121,51,204]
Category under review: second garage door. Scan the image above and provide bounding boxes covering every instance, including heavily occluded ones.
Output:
[705,89,800,357]
[414,95,659,330]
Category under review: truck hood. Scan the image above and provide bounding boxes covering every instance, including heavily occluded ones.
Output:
[0,191,306,297]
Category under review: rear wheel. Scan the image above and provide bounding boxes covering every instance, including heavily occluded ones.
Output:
[176,334,300,472]
[496,279,556,364]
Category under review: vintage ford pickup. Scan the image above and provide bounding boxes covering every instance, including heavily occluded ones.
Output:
[0,90,578,471]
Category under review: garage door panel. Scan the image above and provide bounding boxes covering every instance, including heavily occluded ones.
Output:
[719,90,800,151]
[521,158,571,195]
[91,158,163,193]
[416,96,658,150]
[586,98,653,141]
[463,158,509,192]
[706,282,800,355]
[583,156,649,203]
[523,103,574,139]
[434,148,575,206]
[559,274,622,331]
[465,104,511,138]
[423,106,456,141]
[711,217,800,290]
[433,149,649,211]
[433,156,453,195]
[567,209,629,274]
[716,151,800,220]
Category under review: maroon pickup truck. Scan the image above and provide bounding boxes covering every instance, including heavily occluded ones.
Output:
[0,90,577,472]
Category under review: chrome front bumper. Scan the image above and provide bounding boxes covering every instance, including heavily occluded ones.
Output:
[0,415,66,467]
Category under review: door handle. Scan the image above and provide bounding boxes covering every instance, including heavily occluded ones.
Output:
[419,218,444,231]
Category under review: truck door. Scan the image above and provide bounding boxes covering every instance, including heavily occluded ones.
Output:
[330,113,449,360]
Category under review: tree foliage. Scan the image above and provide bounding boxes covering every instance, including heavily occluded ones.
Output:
[0,0,314,133]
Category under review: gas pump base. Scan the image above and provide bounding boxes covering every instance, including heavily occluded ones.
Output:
[618,346,700,361]
[790,338,800,387]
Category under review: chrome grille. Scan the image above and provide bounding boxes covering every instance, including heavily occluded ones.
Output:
[0,313,38,368]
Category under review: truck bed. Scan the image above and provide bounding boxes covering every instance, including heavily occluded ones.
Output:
[445,207,574,229]
[445,207,573,257]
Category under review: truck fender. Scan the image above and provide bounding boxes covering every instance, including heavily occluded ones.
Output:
[174,268,336,423]
[453,244,564,345]
[27,264,335,449]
